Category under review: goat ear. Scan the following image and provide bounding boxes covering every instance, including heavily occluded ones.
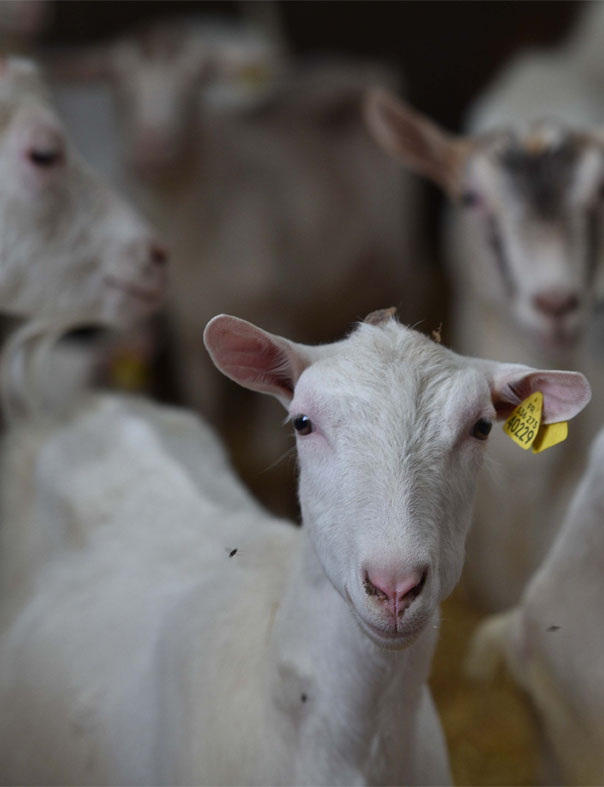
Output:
[484,363,591,423]
[364,87,473,196]
[203,315,312,407]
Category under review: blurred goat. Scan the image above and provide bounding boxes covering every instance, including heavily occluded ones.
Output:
[48,18,425,509]
[467,426,604,785]
[365,16,604,610]
[0,55,165,327]
[0,56,168,424]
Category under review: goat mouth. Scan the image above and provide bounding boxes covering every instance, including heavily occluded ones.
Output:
[345,586,422,650]
[361,615,425,645]
[104,275,162,306]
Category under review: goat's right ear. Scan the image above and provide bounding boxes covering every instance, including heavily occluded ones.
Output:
[364,87,473,197]
[203,315,312,408]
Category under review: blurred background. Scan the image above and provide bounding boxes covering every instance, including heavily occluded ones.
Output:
[0,2,594,784]
[11,0,582,262]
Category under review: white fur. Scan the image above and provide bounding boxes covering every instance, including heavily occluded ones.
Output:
[0,314,589,785]
[468,426,604,784]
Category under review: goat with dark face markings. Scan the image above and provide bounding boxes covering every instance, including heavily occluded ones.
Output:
[450,121,604,354]
[365,25,604,610]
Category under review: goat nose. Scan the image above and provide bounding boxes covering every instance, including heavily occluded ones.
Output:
[363,567,427,616]
[533,290,579,318]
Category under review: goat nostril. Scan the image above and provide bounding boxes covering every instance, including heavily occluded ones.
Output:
[149,244,168,268]
[363,572,389,602]
[401,570,427,602]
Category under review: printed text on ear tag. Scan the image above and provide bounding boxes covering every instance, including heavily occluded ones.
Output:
[503,392,543,449]
[532,421,568,454]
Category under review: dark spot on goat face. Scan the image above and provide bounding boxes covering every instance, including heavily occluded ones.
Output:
[228,548,238,558]
[546,624,561,632]
[498,135,582,220]
[301,693,308,703]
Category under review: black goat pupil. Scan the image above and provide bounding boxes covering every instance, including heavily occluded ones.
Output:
[476,419,492,436]
[294,415,311,433]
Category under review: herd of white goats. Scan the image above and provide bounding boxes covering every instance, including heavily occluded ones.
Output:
[0,5,603,785]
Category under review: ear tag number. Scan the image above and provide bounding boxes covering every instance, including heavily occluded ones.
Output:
[531,421,568,454]
[503,391,569,453]
[503,392,543,450]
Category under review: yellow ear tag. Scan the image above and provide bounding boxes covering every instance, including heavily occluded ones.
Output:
[503,391,543,450]
[110,349,150,392]
[531,421,568,454]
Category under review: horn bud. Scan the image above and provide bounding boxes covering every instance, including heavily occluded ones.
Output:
[364,307,397,326]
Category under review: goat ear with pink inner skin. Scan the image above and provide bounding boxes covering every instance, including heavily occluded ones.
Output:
[203,314,316,408]
[479,361,591,423]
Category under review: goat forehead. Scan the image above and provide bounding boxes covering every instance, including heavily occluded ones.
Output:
[479,124,599,219]
[296,325,485,436]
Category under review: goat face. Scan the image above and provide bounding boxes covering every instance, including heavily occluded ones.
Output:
[291,335,494,649]
[365,90,604,352]
[0,58,167,326]
[204,313,591,651]
[455,122,604,351]
[63,20,280,181]
[110,27,205,179]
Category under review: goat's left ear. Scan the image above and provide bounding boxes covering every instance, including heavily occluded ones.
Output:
[482,362,591,423]
[203,314,314,408]
[363,87,473,196]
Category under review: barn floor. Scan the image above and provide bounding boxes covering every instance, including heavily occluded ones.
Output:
[431,587,540,786]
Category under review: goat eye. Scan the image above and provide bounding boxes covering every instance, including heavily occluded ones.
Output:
[293,415,313,435]
[460,190,481,209]
[471,419,492,440]
[28,148,63,168]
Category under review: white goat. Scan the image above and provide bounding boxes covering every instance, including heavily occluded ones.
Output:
[467,425,604,785]
[0,309,590,785]
[364,31,604,609]
[0,55,166,328]
[48,22,423,451]
[48,16,287,184]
